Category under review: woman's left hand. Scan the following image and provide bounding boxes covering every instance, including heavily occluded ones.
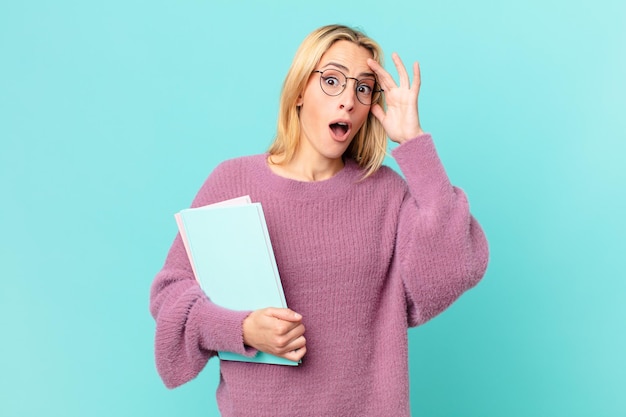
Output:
[367,53,423,144]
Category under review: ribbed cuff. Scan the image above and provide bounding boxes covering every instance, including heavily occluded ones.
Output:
[193,297,256,356]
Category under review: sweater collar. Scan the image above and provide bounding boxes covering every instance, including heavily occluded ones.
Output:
[255,154,363,200]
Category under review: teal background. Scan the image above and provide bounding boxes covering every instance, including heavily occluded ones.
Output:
[1,1,624,416]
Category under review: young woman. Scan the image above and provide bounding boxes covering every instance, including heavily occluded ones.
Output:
[150,24,489,417]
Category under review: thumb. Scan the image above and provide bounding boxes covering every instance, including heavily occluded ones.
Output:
[268,308,302,322]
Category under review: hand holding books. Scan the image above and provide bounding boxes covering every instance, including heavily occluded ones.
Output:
[175,196,301,366]
[242,307,307,363]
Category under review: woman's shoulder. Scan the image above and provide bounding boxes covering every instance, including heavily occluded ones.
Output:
[204,154,270,186]
[213,153,267,175]
[345,161,408,206]
[191,154,267,206]
[367,164,407,191]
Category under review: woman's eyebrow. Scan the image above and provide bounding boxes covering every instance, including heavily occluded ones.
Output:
[320,61,376,78]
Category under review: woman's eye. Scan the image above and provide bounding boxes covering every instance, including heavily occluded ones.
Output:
[357,83,373,96]
[324,76,340,87]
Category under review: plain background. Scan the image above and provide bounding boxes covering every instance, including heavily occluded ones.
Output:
[1,1,624,416]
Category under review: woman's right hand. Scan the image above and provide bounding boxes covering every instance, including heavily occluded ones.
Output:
[242,308,307,362]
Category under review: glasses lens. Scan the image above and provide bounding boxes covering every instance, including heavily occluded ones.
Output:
[319,70,346,96]
[356,78,377,105]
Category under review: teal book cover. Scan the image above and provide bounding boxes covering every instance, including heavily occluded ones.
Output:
[176,197,298,366]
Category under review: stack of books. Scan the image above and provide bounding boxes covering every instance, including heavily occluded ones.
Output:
[175,196,298,366]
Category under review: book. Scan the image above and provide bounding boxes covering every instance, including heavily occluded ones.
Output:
[175,196,299,366]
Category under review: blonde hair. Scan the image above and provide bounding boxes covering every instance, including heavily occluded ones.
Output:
[268,24,387,179]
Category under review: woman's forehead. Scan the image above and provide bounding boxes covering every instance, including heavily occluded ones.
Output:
[318,40,374,75]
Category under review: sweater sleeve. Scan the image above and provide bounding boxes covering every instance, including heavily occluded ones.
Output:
[390,133,489,328]
[149,165,257,388]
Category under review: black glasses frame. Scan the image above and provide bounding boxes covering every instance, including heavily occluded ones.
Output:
[313,69,383,105]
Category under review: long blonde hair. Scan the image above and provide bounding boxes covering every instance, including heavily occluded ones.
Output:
[268,24,387,179]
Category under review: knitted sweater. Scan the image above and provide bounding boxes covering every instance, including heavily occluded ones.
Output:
[150,134,489,416]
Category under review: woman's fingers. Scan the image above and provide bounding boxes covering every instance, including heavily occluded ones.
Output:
[272,322,306,350]
[367,58,395,91]
[412,61,421,93]
[368,53,416,92]
[392,52,410,89]
[268,307,302,322]
[284,344,307,362]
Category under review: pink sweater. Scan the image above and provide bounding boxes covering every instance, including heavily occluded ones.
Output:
[150,134,489,416]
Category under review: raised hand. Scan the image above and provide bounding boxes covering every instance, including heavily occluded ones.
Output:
[367,53,423,144]
[242,307,307,362]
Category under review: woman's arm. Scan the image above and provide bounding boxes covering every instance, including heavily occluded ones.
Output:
[150,161,308,387]
[149,164,261,388]
[391,134,489,327]
[150,232,254,388]
[369,53,488,326]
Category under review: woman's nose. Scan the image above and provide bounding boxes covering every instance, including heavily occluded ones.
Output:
[338,81,357,111]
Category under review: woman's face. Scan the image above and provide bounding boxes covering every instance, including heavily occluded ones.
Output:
[296,40,374,165]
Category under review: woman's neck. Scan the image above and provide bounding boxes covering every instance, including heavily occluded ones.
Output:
[268,152,345,182]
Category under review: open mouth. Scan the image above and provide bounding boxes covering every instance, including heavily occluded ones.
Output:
[329,121,351,140]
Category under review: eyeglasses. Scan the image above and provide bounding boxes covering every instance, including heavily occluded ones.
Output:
[313,69,383,106]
